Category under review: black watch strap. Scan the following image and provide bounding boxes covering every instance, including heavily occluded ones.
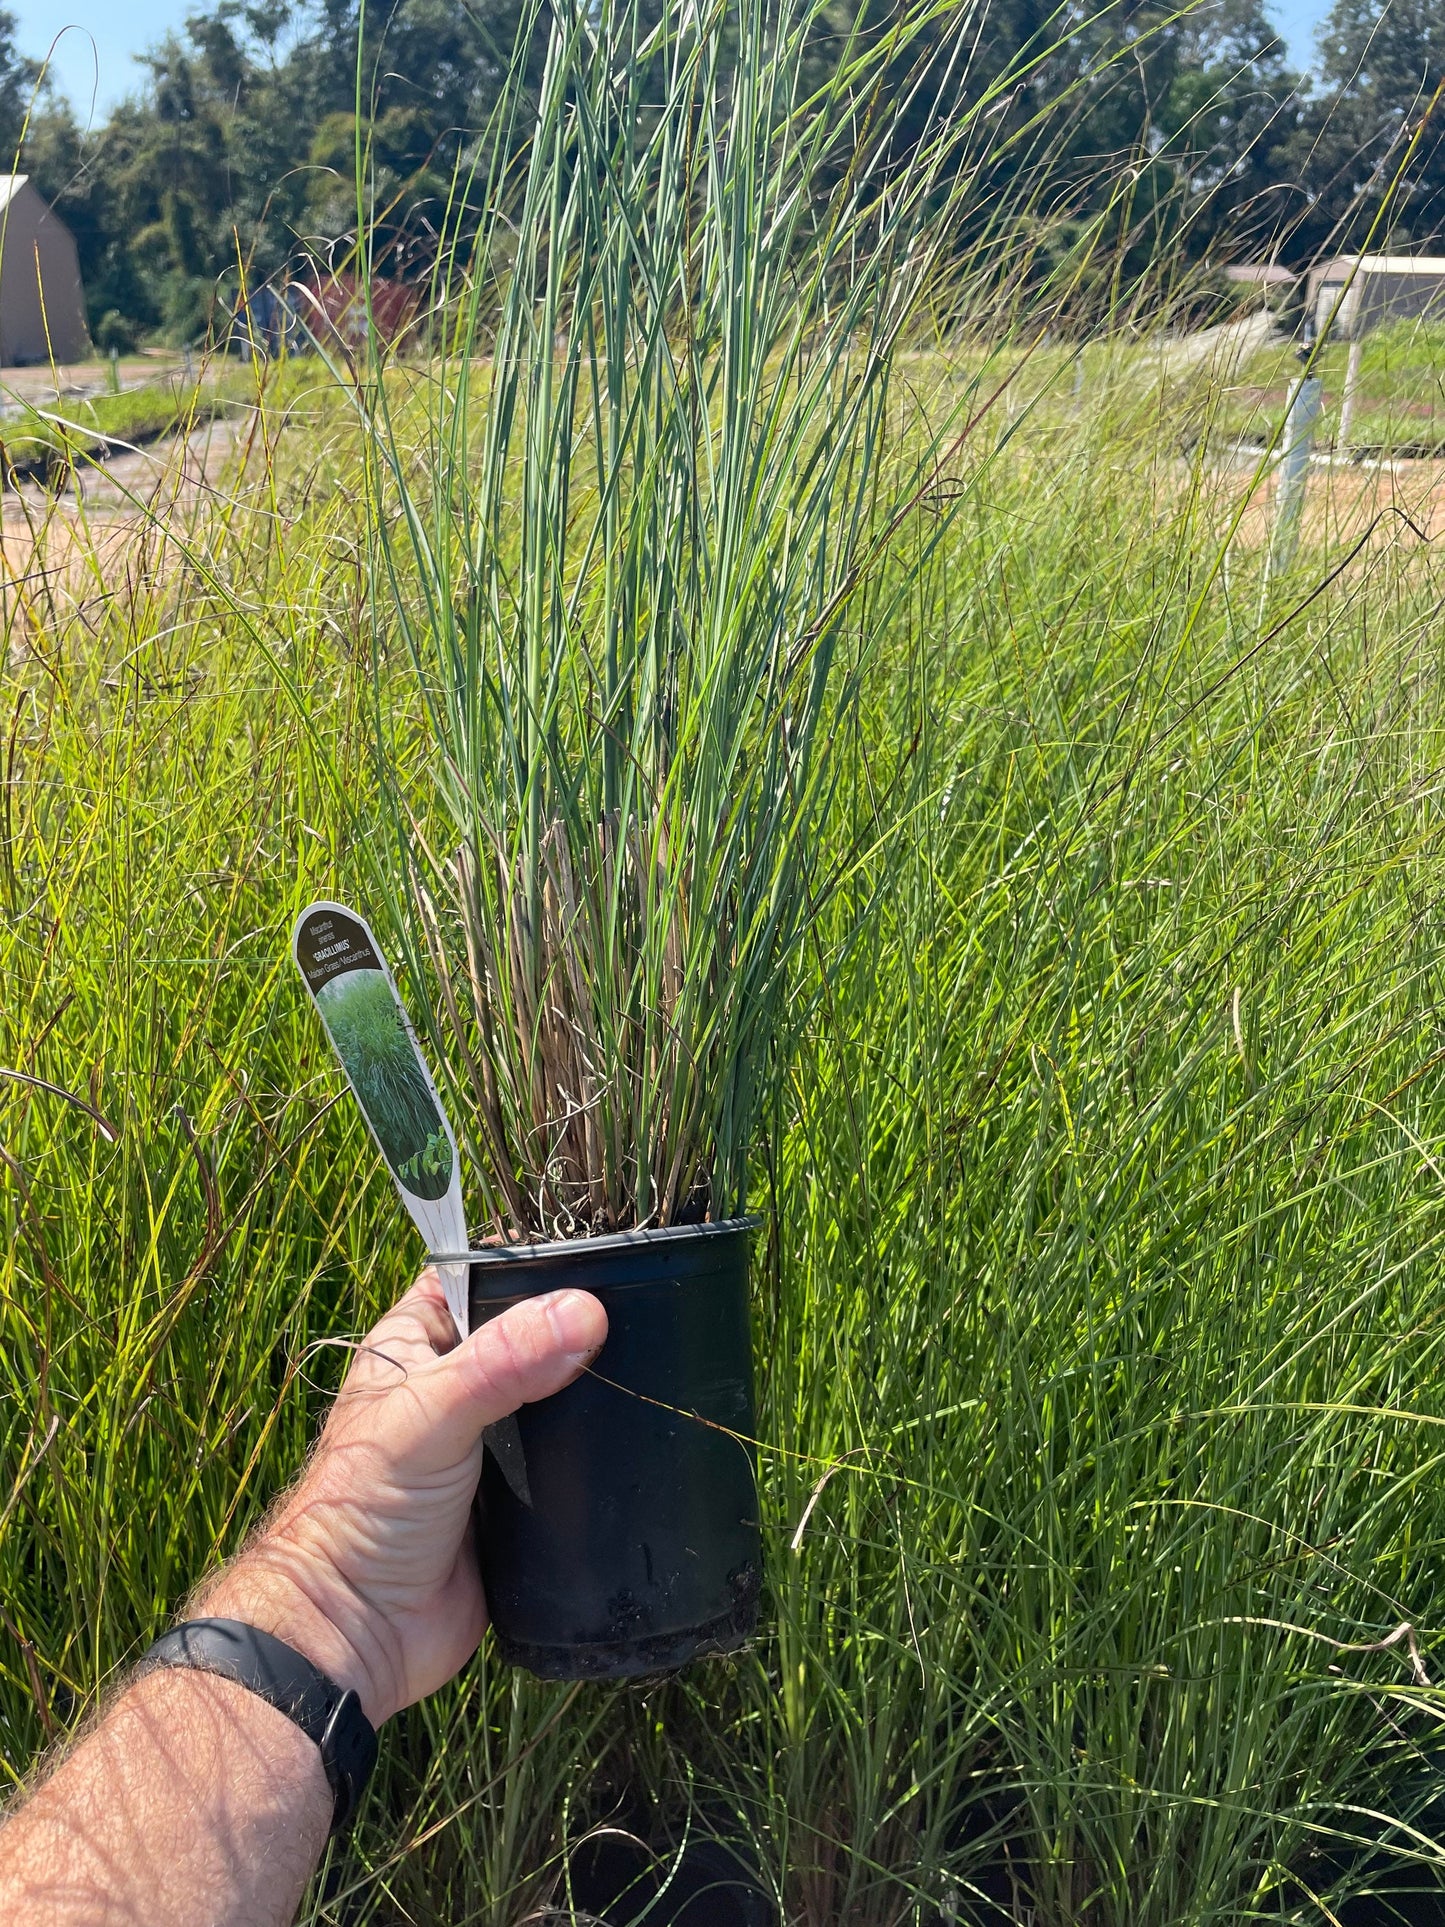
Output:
[138,1618,378,1837]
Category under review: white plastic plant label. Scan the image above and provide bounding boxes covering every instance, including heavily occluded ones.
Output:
[293,900,469,1338]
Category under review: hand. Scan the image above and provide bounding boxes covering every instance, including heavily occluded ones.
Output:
[200,1270,607,1726]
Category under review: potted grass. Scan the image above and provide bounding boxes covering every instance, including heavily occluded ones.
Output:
[352,0,980,1677]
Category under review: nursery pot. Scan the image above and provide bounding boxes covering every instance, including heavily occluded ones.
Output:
[454,1218,760,1680]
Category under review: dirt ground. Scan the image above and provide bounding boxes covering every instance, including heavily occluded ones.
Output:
[0,353,186,409]
[1308,453,1445,543]
[0,416,243,626]
[1217,448,1445,555]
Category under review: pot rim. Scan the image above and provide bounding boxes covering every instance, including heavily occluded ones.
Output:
[431,1215,756,1267]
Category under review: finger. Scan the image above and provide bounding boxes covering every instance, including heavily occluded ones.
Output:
[391,1268,463,1354]
[356,1270,460,1365]
[399,1289,607,1469]
[335,1272,463,1404]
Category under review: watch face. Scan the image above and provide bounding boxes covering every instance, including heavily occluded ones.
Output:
[293,903,455,1203]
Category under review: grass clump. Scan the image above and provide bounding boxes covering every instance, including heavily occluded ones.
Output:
[360,0,998,1241]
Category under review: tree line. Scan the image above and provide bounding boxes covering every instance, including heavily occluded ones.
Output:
[7,0,1445,350]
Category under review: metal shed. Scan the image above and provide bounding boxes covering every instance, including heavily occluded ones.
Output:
[0,175,88,366]
[1309,254,1445,342]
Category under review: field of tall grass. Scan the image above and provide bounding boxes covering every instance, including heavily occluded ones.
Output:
[11,204,1445,1927]
[1213,318,1445,453]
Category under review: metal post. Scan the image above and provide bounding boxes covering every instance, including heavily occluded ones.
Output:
[1337,336,1362,448]
[1269,373,1323,578]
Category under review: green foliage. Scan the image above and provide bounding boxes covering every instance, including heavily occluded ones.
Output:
[21,0,546,343]
[9,335,1445,1922]
[1283,0,1445,256]
[14,7,1445,1920]
[9,246,1445,1927]
[0,376,243,485]
[92,309,140,354]
[14,0,1311,350]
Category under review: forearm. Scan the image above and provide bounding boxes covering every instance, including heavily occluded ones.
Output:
[0,1273,603,1925]
[0,1667,331,1927]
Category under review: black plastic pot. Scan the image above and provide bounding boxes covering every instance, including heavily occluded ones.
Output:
[454,1219,760,1680]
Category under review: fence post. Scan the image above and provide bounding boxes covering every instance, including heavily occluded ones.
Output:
[1268,373,1324,579]
[1337,336,1362,448]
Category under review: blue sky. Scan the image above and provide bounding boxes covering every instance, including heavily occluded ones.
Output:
[1271,0,1329,68]
[18,0,1332,123]
[17,0,200,121]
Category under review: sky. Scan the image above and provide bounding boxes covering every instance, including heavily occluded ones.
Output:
[17,0,1333,125]
[1271,0,1330,68]
[15,0,193,122]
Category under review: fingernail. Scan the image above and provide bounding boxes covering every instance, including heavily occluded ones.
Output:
[540,1288,607,1360]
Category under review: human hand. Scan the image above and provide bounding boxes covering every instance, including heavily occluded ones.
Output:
[201,1270,607,1726]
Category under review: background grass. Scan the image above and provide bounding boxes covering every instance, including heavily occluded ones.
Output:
[6,324,1445,1925]
[1204,317,1445,453]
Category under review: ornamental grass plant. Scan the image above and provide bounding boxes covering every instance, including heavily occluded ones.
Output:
[358,0,1012,1240]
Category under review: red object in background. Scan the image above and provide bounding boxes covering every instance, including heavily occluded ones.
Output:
[294,272,419,351]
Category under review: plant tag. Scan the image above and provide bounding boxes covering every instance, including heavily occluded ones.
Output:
[293,900,469,1338]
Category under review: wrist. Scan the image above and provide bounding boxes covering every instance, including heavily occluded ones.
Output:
[201,1546,397,1728]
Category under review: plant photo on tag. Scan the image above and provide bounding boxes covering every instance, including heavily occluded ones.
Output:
[293,903,455,1205]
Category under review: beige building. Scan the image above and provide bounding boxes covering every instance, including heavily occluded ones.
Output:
[0,176,88,365]
[1309,254,1445,342]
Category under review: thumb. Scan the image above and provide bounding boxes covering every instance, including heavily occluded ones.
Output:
[406,1288,608,1468]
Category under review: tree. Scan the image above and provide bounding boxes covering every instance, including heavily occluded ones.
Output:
[1282,0,1445,259]
[18,0,1309,344]
[0,8,39,165]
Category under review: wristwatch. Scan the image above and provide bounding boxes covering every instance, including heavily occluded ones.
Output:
[137,1617,378,1837]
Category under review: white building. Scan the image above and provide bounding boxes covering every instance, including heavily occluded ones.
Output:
[0,176,88,365]
[1309,254,1445,342]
